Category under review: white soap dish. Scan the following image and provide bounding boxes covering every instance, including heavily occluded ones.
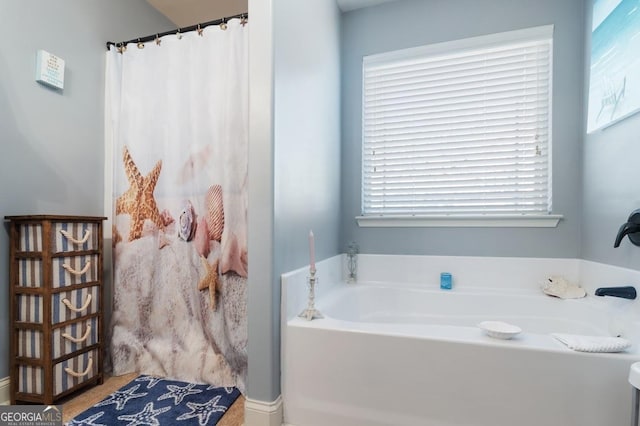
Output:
[478,321,522,340]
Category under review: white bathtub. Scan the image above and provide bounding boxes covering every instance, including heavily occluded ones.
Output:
[321,284,611,337]
[281,255,640,426]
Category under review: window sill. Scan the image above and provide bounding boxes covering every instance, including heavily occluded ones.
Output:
[356,214,563,228]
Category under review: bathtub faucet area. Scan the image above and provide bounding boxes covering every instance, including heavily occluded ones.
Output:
[614,209,640,247]
[595,286,637,299]
[346,241,359,282]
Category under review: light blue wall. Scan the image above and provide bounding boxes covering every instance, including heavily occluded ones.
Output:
[273,0,341,277]
[247,0,341,402]
[0,0,173,379]
[581,2,640,270]
[340,0,585,258]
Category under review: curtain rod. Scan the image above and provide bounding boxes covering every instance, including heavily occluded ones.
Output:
[106,12,247,50]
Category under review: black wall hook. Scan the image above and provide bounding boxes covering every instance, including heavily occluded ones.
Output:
[614,209,640,247]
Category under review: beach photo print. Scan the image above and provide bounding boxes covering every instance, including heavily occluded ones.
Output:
[587,0,640,133]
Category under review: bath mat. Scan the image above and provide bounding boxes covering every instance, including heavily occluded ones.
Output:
[67,375,241,425]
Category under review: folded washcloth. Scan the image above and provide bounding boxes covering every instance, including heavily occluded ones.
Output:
[551,333,631,353]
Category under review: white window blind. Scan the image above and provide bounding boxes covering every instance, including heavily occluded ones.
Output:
[362,26,553,218]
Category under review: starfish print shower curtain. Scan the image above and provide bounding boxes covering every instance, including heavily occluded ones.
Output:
[105,18,247,392]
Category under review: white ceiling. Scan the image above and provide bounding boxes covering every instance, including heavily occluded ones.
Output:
[146,0,400,27]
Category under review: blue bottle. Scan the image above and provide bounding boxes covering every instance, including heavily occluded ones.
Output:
[440,272,452,290]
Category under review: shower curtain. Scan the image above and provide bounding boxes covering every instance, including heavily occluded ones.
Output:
[105,18,247,392]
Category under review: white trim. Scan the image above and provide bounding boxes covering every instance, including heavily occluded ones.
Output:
[364,24,554,65]
[0,377,9,405]
[356,214,563,228]
[244,395,283,426]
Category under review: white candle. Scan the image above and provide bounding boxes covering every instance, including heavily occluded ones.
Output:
[309,230,316,272]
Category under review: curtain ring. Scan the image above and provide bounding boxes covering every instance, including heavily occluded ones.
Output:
[240,14,248,27]
[197,24,204,36]
[136,38,144,49]
[220,18,228,31]
[155,34,161,46]
[176,28,182,40]
[117,43,127,54]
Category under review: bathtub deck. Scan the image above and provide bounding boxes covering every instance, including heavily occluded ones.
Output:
[289,316,640,358]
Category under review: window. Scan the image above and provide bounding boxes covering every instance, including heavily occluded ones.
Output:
[360,26,561,227]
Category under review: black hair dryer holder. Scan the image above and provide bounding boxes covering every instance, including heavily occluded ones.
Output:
[614,209,640,247]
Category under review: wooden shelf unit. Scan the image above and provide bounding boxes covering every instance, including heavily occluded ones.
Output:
[6,215,106,405]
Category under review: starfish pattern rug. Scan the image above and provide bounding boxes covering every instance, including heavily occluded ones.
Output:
[67,375,241,426]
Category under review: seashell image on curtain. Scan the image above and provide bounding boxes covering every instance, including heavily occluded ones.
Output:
[106,18,248,393]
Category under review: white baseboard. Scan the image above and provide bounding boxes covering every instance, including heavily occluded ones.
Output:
[244,395,283,426]
[0,377,9,405]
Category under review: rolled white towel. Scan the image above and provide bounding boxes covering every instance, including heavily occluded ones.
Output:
[551,333,631,353]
